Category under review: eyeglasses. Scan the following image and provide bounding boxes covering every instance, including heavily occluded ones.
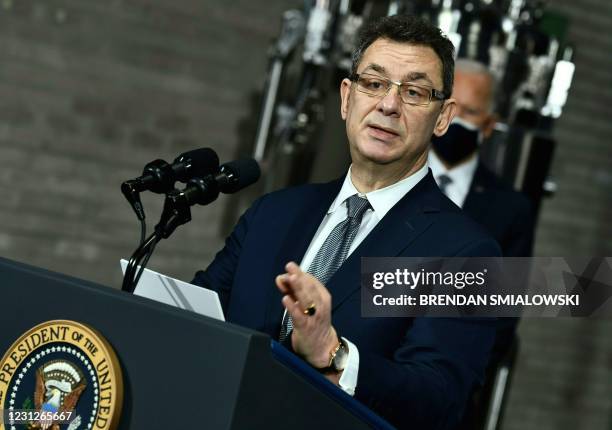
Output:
[351,72,447,106]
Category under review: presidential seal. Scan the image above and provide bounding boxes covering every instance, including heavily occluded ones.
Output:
[0,320,123,430]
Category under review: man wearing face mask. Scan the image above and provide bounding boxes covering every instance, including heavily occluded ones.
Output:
[430,60,534,430]
[429,59,535,258]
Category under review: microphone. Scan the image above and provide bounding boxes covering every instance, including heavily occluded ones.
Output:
[121,148,219,220]
[122,157,259,293]
[155,158,260,238]
[182,158,261,206]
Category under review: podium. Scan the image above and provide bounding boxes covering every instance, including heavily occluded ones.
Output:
[0,257,394,430]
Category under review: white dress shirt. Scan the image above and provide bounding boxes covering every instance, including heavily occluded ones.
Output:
[294,162,429,395]
[428,150,478,208]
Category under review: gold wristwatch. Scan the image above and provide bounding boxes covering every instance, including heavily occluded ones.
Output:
[320,336,348,373]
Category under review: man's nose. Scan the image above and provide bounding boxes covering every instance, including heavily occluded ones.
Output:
[376,85,402,117]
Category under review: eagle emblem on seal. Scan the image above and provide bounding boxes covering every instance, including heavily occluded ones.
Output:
[27,360,86,430]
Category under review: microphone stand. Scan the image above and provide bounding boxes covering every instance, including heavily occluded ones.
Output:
[121,162,256,293]
[121,232,159,293]
[121,191,193,293]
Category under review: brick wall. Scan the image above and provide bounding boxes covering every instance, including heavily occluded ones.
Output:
[0,0,291,287]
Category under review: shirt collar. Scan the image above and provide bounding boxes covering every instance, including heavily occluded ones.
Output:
[428,150,478,193]
[329,162,430,219]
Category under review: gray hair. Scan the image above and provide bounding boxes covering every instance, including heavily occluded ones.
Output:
[455,58,498,112]
[351,15,456,99]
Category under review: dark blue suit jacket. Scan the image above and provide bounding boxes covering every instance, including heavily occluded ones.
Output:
[193,171,502,430]
[454,164,533,429]
[463,163,535,257]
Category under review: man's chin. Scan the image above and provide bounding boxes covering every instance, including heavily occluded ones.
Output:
[359,152,399,166]
[352,140,400,165]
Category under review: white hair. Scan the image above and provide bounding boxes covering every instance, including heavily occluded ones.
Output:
[455,58,498,112]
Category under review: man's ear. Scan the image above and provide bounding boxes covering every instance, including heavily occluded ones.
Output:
[432,98,457,137]
[482,112,498,139]
[340,78,352,120]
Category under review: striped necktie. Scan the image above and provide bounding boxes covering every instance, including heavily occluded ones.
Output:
[279,194,372,342]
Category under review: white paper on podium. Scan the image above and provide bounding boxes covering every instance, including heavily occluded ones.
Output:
[120,259,225,321]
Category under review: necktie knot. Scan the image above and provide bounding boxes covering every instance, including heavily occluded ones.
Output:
[346,194,371,221]
[437,174,452,194]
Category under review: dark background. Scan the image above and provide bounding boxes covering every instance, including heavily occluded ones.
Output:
[0,1,611,428]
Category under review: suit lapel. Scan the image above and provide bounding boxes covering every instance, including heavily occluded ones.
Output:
[274,180,343,267]
[326,172,441,310]
[262,172,444,332]
[263,178,343,335]
[463,163,491,220]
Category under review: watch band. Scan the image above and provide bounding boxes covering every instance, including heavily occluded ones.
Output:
[327,340,344,367]
[317,335,348,373]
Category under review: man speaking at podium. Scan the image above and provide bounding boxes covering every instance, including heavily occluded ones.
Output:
[193,15,501,430]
